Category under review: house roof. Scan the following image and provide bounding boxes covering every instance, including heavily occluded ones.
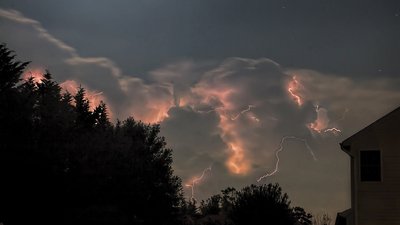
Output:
[337,208,352,217]
[340,106,400,150]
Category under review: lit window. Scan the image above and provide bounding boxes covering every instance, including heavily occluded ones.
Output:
[360,150,381,182]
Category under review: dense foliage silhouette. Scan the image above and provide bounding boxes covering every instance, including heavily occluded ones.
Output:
[0,44,183,225]
[195,184,312,225]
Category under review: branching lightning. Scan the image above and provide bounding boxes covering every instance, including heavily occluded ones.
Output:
[230,105,255,120]
[185,165,212,200]
[190,106,223,114]
[257,136,317,182]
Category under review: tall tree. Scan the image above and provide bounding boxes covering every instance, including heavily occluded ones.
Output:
[0,44,40,225]
[74,86,94,130]
[93,101,111,130]
[0,43,29,92]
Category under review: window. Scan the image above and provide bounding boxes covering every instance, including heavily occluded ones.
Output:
[360,150,381,182]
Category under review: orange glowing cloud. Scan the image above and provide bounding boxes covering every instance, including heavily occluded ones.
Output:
[185,84,251,175]
[308,105,330,133]
[287,75,304,106]
[60,80,108,113]
[225,139,250,175]
[22,69,112,118]
[22,68,45,83]
[307,105,342,136]
[138,99,174,124]
[218,111,251,175]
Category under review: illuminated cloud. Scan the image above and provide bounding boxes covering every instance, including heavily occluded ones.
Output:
[160,59,400,213]
[287,75,305,106]
[3,8,400,217]
[59,80,107,112]
[21,71,110,116]
[22,68,45,83]
[287,69,400,134]
[308,105,330,133]
[175,58,289,175]
[0,8,174,123]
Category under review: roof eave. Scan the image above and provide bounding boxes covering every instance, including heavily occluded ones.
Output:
[340,142,352,156]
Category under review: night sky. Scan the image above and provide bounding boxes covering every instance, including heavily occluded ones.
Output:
[2,0,400,217]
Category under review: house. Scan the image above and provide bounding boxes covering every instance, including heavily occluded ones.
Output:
[337,106,400,225]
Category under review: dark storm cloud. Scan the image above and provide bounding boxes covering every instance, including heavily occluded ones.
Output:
[158,57,400,215]
[2,2,400,218]
[1,0,400,76]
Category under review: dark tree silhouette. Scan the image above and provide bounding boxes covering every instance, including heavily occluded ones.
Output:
[200,195,221,216]
[74,86,95,130]
[0,43,184,225]
[195,184,312,225]
[94,101,111,130]
[0,43,29,92]
[229,184,294,225]
[292,206,313,225]
[0,43,35,225]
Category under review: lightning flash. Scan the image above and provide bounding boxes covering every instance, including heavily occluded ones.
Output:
[185,165,212,200]
[288,75,303,106]
[324,128,341,135]
[257,136,317,182]
[308,105,342,136]
[231,105,255,120]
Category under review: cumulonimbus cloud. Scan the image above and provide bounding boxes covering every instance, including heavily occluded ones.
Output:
[2,7,400,216]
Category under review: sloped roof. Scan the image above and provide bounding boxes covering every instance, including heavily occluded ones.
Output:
[341,106,400,148]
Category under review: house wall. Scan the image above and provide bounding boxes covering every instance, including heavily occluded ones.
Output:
[347,112,400,225]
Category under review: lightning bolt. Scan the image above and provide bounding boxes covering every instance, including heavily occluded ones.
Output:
[185,165,212,200]
[249,115,261,123]
[321,108,348,135]
[308,104,344,136]
[190,106,222,114]
[257,136,317,182]
[288,75,303,106]
[192,104,260,123]
[231,105,255,120]
[323,128,341,135]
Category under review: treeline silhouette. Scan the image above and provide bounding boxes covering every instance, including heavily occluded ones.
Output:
[0,43,315,225]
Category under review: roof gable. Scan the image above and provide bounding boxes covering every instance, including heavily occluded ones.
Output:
[341,106,400,147]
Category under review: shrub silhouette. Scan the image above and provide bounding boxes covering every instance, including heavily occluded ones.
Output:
[198,184,312,225]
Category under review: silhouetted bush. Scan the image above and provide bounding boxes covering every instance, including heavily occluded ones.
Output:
[196,184,312,225]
